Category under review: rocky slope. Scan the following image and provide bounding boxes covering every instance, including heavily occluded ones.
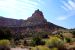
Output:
[0,9,65,33]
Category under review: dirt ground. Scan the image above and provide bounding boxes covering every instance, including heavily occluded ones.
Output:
[11,47,29,50]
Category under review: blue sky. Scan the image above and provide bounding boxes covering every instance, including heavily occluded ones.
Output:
[0,0,75,29]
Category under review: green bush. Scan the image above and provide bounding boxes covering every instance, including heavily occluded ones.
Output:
[31,37,45,46]
[0,39,10,50]
[72,31,75,35]
[32,32,49,38]
[31,46,50,50]
[0,39,10,46]
[71,31,75,37]
[46,37,64,48]
[71,38,75,42]
[65,38,72,43]
[0,28,12,40]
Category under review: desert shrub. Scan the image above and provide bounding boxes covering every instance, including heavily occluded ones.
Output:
[71,38,75,42]
[57,46,67,50]
[46,37,64,48]
[14,40,19,45]
[13,33,23,41]
[51,48,58,50]
[0,46,10,50]
[24,40,28,46]
[0,28,12,40]
[42,34,49,38]
[32,32,49,38]
[71,31,75,37]
[0,39,10,46]
[31,46,58,50]
[0,39,10,50]
[31,37,45,46]
[31,46,50,50]
[72,31,75,35]
[65,38,72,43]
[63,33,73,38]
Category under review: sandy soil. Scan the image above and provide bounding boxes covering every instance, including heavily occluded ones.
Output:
[11,47,29,50]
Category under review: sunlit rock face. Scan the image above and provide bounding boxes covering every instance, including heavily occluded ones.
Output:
[28,9,46,22]
[25,9,47,26]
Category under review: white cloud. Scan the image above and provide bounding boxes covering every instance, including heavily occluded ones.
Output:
[62,1,73,10]
[57,16,68,20]
[61,6,69,11]
[68,0,75,9]
[0,0,41,19]
[15,0,40,19]
[57,10,75,20]
[17,1,38,9]
[58,0,75,21]
[61,0,75,11]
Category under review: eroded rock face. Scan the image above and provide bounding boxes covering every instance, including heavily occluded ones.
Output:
[26,9,47,26]
[28,9,46,22]
[0,9,65,34]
